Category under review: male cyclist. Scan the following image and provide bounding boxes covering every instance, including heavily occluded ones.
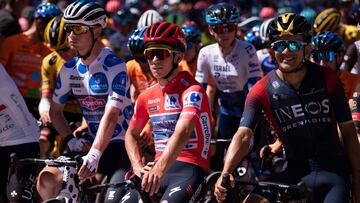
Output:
[214,13,360,203]
[195,3,261,170]
[49,0,133,202]
[124,21,211,203]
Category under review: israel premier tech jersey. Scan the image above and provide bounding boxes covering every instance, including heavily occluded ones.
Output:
[195,39,261,116]
[130,71,212,170]
[53,48,133,142]
[240,62,352,172]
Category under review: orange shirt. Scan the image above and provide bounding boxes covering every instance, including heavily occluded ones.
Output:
[0,33,52,99]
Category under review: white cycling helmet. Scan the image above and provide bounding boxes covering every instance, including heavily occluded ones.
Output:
[259,17,274,43]
[137,9,163,29]
[64,0,106,28]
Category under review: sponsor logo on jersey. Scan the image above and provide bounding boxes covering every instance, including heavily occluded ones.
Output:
[79,96,106,110]
[148,106,160,112]
[200,113,211,159]
[69,75,84,81]
[89,73,108,93]
[148,98,161,104]
[0,123,15,134]
[272,81,280,89]
[183,92,202,109]
[112,72,127,96]
[164,94,181,110]
[180,79,190,87]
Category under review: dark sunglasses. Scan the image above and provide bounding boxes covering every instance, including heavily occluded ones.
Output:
[271,40,307,52]
[64,25,90,35]
[144,48,177,60]
[311,51,336,62]
[211,24,237,34]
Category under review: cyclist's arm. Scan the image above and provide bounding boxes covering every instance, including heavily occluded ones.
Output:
[49,101,72,136]
[340,43,357,72]
[206,83,216,112]
[125,124,145,176]
[195,48,210,91]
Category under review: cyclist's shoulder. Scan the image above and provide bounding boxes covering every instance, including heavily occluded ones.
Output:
[199,43,218,53]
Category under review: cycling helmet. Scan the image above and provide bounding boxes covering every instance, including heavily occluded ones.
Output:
[259,17,274,43]
[113,7,140,26]
[128,27,146,55]
[268,13,312,43]
[44,15,68,50]
[313,8,341,33]
[64,0,107,28]
[165,12,184,26]
[182,23,201,44]
[238,16,262,31]
[35,2,62,23]
[311,31,346,52]
[137,9,163,29]
[205,3,240,26]
[300,8,317,25]
[244,25,262,50]
[260,7,276,19]
[144,21,186,52]
[277,6,294,15]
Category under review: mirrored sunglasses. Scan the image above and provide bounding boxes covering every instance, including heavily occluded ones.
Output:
[64,25,90,35]
[271,40,307,52]
[144,48,177,60]
[311,51,336,62]
[211,24,237,34]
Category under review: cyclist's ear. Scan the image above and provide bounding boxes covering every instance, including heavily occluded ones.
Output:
[174,53,184,64]
[93,26,102,39]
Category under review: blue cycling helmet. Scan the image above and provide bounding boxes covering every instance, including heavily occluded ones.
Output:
[182,23,201,44]
[205,3,240,26]
[244,25,262,50]
[300,8,317,25]
[311,31,346,53]
[35,3,62,23]
[128,27,146,55]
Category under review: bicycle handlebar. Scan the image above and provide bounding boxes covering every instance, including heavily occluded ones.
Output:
[10,153,83,168]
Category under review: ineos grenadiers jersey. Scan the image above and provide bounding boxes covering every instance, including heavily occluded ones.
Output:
[0,64,39,146]
[195,39,261,116]
[240,62,352,172]
[130,71,212,170]
[53,48,132,142]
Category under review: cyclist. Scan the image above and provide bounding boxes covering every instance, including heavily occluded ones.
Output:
[47,0,133,202]
[0,63,39,203]
[214,13,360,203]
[195,2,261,170]
[0,2,61,118]
[311,31,360,106]
[123,21,211,202]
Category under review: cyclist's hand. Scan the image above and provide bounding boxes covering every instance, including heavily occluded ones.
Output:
[67,138,91,152]
[39,111,51,126]
[214,173,235,202]
[141,161,155,174]
[78,148,102,180]
[141,163,164,196]
[73,125,88,137]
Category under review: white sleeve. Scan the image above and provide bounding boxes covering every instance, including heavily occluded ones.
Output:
[195,47,210,84]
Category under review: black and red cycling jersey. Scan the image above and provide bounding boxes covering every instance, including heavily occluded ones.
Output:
[240,62,352,172]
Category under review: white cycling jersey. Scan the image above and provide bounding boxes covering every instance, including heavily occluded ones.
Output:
[0,64,39,146]
[195,39,261,116]
[53,48,132,142]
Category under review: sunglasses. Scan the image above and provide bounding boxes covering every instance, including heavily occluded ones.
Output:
[144,47,178,60]
[211,24,237,34]
[271,40,307,52]
[311,51,336,62]
[64,25,90,35]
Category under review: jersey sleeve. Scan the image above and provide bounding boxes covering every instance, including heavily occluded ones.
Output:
[180,85,209,121]
[195,48,210,85]
[239,84,263,130]
[325,69,352,123]
[52,63,72,105]
[244,44,261,88]
[106,63,132,110]
[129,92,149,130]
[41,54,56,97]
[0,36,13,67]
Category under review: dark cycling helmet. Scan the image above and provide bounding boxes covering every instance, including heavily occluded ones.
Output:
[244,25,262,50]
[35,2,62,23]
[300,8,317,25]
[165,12,185,26]
[205,3,240,26]
[181,22,201,44]
[128,27,146,55]
[311,31,346,52]
[113,7,140,26]
[268,13,312,43]
[44,15,68,50]
[144,21,186,52]
[64,0,107,28]
[313,8,341,33]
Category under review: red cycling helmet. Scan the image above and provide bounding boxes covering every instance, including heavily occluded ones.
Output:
[144,21,187,52]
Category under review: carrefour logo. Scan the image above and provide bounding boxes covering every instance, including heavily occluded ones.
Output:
[79,96,106,110]
[200,113,211,159]
[183,91,202,109]
[164,94,181,110]
[112,72,127,96]
[89,73,108,93]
